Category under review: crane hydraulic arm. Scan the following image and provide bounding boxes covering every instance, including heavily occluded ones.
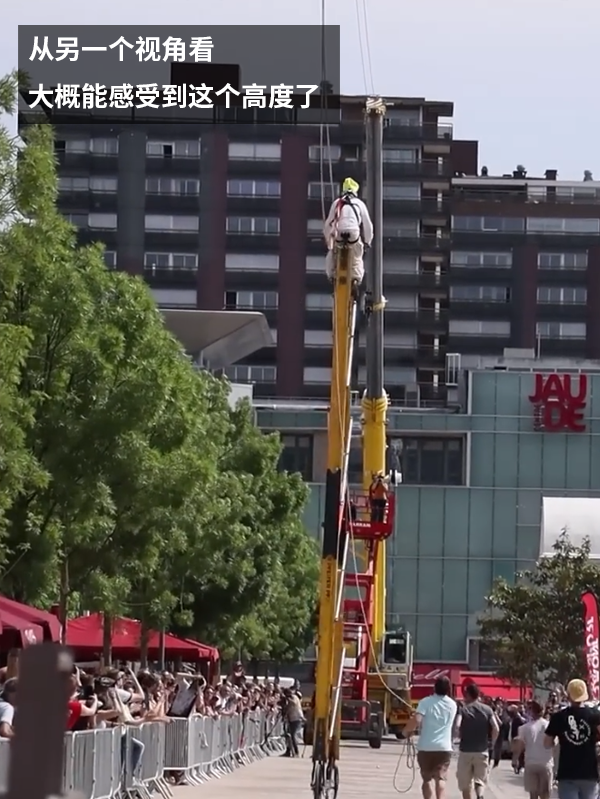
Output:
[362,97,388,651]
[311,240,357,799]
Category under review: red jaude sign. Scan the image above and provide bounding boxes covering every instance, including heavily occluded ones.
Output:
[528,373,587,433]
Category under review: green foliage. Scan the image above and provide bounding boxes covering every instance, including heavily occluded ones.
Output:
[478,531,599,687]
[0,72,318,660]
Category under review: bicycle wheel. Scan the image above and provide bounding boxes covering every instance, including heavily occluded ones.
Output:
[311,762,325,799]
[325,761,339,799]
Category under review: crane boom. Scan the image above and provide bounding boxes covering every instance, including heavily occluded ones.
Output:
[311,97,402,799]
[311,242,357,799]
[362,97,388,648]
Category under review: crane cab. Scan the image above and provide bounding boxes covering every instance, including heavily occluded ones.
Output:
[376,630,414,737]
[377,630,413,688]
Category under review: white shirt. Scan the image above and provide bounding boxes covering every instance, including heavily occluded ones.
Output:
[416,694,457,752]
[0,700,14,733]
[517,718,553,767]
[323,197,374,246]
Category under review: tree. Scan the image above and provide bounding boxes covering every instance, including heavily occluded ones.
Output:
[478,531,600,687]
[0,70,318,661]
[181,399,319,659]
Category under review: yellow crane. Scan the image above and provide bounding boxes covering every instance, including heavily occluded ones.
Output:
[310,97,412,799]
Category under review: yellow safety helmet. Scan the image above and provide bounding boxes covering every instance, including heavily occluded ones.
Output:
[342,177,359,195]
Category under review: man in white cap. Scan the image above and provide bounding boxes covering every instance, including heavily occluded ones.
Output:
[544,678,600,799]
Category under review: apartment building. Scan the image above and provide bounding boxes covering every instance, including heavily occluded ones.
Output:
[449,169,600,364]
[45,95,465,402]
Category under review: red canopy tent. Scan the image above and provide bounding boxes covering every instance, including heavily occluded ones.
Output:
[0,596,61,642]
[0,609,44,649]
[66,614,218,662]
[182,638,219,662]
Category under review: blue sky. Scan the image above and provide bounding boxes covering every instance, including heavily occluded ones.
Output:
[3,0,596,179]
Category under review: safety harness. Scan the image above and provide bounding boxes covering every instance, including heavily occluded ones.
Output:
[333,192,362,244]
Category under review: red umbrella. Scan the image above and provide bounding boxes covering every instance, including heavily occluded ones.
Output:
[66,614,213,662]
[0,608,44,648]
[0,596,61,642]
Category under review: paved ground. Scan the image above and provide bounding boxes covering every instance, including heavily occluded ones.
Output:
[173,743,528,799]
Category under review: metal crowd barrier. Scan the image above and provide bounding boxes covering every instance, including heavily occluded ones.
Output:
[0,710,286,798]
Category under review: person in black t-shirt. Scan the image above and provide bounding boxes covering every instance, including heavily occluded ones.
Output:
[544,679,600,799]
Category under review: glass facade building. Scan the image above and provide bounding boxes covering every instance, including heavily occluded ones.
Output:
[258,363,600,666]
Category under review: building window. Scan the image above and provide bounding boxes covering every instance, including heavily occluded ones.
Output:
[308,182,337,201]
[224,290,278,309]
[382,257,419,276]
[306,293,333,310]
[450,285,510,302]
[144,253,198,270]
[528,185,600,202]
[90,138,118,155]
[448,320,510,336]
[382,148,418,163]
[304,329,330,346]
[303,367,332,383]
[383,184,421,200]
[537,252,588,269]
[225,253,279,271]
[224,365,277,383]
[307,219,324,234]
[400,436,464,485]
[144,214,199,232]
[90,177,118,193]
[103,250,117,268]
[63,139,89,153]
[452,216,525,233]
[226,216,279,235]
[347,444,363,484]
[527,217,600,234]
[308,144,341,162]
[536,322,586,339]
[58,176,89,191]
[228,142,281,160]
[59,176,118,193]
[66,213,88,227]
[383,220,420,237]
[467,638,498,672]
[278,434,313,481]
[146,178,200,195]
[385,109,421,127]
[88,213,117,229]
[451,251,512,268]
[146,140,201,158]
[537,286,587,304]
[227,179,281,197]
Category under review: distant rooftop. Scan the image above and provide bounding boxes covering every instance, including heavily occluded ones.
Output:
[459,349,600,373]
[454,166,597,186]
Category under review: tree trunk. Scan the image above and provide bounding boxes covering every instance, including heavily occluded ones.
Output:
[140,618,149,669]
[58,557,69,645]
[103,613,112,667]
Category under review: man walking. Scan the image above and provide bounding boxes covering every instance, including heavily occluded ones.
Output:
[515,701,553,799]
[455,683,499,799]
[544,679,600,799]
[401,676,457,799]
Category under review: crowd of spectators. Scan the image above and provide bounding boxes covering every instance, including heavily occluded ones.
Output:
[0,657,290,739]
